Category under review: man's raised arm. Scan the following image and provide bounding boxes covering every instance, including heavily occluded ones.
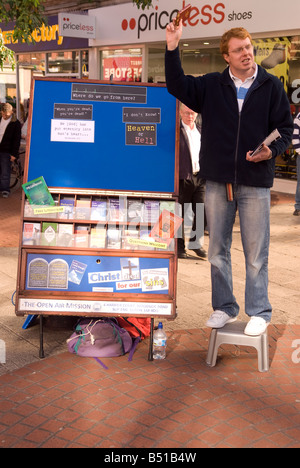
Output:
[166,19,183,51]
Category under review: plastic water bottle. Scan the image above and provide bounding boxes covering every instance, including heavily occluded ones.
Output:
[153,322,167,360]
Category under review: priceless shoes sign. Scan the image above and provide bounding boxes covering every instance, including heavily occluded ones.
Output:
[58,12,96,39]
[90,0,300,45]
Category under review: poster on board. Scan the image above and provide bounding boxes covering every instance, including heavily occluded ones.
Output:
[25,253,171,295]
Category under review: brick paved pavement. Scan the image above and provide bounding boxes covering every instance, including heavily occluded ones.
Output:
[0,325,299,448]
[0,187,299,448]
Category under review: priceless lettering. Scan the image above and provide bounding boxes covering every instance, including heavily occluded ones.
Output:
[63,22,94,32]
[137,2,226,39]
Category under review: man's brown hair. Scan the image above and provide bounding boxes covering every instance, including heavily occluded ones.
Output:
[220,27,253,56]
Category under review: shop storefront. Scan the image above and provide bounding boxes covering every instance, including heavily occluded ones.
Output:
[1,1,299,119]
[88,1,300,109]
[0,15,90,121]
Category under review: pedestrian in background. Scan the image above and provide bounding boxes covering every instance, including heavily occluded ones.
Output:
[0,103,21,198]
[178,103,207,259]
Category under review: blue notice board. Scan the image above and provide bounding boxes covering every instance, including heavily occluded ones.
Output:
[27,79,178,194]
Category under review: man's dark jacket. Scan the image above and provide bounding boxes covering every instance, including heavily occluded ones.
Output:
[166,47,293,188]
[179,120,201,180]
[0,114,21,158]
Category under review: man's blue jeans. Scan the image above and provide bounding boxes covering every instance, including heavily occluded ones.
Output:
[205,181,272,322]
[0,152,11,193]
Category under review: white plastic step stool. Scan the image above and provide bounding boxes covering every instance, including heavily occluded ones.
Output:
[206,321,269,372]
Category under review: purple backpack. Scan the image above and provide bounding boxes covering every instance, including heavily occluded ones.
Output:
[67,318,139,367]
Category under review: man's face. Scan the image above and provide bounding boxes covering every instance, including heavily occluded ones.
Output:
[223,37,255,77]
[180,105,197,129]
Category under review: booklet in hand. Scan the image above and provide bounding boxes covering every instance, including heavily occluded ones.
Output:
[174,4,192,26]
[251,129,281,157]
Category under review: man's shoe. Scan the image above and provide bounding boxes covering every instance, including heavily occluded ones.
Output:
[178,250,188,259]
[293,209,300,216]
[2,191,9,198]
[206,310,237,328]
[244,317,269,336]
[191,247,207,259]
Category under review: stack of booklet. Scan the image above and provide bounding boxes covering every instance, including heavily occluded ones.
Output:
[22,176,183,250]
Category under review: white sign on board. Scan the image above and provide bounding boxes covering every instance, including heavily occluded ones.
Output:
[50,119,95,143]
[19,298,173,316]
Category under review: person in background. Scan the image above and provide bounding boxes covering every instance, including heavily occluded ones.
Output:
[165,24,293,336]
[0,103,21,198]
[178,103,207,259]
[292,111,300,216]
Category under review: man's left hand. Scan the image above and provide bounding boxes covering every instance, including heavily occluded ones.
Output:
[246,144,272,163]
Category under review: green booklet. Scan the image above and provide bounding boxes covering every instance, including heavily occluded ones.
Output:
[22,176,55,206]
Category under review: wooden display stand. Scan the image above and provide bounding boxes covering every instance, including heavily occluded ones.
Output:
[15,78,180,359]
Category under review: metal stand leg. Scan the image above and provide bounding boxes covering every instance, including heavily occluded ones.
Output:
[39,315,45,359]
[148,318,154,361]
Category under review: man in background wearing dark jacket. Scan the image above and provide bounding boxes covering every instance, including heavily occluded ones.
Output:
[165,24,293,336]
[0,103,21,198]
[178,102,207,259]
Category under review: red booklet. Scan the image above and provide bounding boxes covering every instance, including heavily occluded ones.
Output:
[150,210,183,246]
[174,4,192,26]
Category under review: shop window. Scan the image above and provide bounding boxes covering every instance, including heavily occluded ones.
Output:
[0,68,15,103]
[182,46,224,76]
[290,36,300,81]
[289,36,300,113]
[252,36,300,110]
[100,49,142,82]
[18,53,45,75]
[82,50,89,78]
[47,51,79,75]
[148,48,165,83]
